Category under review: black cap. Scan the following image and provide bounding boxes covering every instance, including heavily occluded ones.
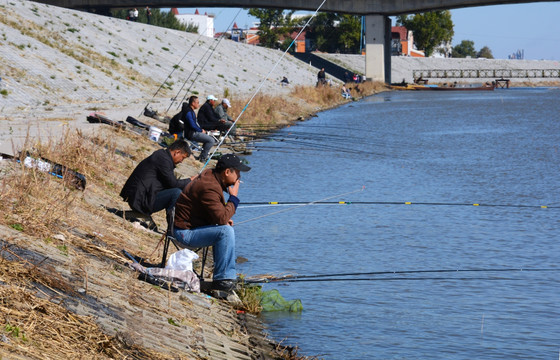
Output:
[216,154,251,172]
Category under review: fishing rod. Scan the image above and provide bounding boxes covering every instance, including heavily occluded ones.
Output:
[200,0,328,171]
[166,9,242,113]
[174,9,243,111]
[140,30,205,117]
[238,200,558,209]
[244,267,559,284]
[235,186,365,225]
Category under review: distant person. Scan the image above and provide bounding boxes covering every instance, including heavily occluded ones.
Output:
[128,9,134,21]
[120,140,192,217]
[146,6,152,24]
[281,76,289,86]
[341,85,352,99]
[174,154,251,297]
[214,98,237,136]
[344,71,352,83]
[183,95,216,163]
[133,8,139,21]
[317,68,326,86]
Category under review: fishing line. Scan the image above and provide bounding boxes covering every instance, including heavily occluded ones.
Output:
[244,267,559,283]
[140,30,205,116]
[175,9,243,110]
[235,185,364,225]
[247,276,520,283]
[238,200,558,209]
[200,0,328,171]
[166,8,242,113]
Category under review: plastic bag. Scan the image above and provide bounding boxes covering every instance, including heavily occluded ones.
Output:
[166,248,199,271]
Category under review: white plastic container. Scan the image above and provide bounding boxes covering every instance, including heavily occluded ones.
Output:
[149,126,162,142]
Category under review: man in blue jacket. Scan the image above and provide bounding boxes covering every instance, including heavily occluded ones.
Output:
[120,140,192,216]
[183,95,216,163]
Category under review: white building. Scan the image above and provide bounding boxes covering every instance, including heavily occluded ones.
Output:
[172,8,214,38]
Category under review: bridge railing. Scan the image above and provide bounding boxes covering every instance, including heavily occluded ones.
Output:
[413,69,560,79]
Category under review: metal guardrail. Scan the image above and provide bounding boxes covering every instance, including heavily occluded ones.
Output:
[412,69,560,79]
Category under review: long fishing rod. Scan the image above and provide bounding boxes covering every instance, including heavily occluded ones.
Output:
[166,9,242,114]
[235,185,365,225]
[140,30,205,117]
[174,9,243,111]
[238,200,558,209]
[200,0,328,171]
[244,267,559,284]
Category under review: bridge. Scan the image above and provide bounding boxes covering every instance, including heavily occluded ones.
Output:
[34,0,559,83]
[413,68,560,88]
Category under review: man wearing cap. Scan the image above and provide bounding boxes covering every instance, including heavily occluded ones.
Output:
[120,139,192,217]
[173,154,251,295]
[213,98,236,136]
[197,95,222,131]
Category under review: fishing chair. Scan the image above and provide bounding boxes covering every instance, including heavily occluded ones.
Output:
[160,207,209,280]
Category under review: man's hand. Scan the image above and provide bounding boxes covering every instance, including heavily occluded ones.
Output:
[228,179,240,197]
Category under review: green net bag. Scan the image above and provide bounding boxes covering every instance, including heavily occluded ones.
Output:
[260,289,303,312]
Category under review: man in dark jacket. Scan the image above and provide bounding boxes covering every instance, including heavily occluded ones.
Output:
[174,154,251,295]
[120,140,192,216]
[197,95,233,133]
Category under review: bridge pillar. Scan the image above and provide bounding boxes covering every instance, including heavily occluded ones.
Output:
[364,15,391,83]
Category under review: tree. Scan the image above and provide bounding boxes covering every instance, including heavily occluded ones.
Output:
[111,8,197,33]
[452,40,477,58]
[248,8,295,49]
[304,12,362,53]
[336,14,362,53]
[397,10,454,57]
[477,46,494,59]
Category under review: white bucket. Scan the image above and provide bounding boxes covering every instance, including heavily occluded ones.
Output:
[149,126,162,142]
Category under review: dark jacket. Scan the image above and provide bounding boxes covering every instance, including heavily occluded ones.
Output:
[169,103,190,135]
[120,149,191,214]
[197,101,221,130]
[174,169,239,229]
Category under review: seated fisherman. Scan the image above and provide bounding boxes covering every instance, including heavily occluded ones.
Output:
[198,95,234,134]
[173,154,251,295]
[183,95,216,163]
[168,102,188,139]
[213,98,236,136]
[120,139,192,216]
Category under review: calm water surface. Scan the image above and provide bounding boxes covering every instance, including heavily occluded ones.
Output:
[235,88,560,359]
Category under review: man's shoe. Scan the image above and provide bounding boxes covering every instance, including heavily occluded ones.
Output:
[212,279,236,292]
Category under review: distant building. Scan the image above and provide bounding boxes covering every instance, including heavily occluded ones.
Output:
[508,49,524,60]
[391,26,424,57]
[172,8,214,38]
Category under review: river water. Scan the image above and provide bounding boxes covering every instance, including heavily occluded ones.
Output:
[235,88,560,359]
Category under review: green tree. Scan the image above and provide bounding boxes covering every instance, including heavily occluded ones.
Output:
[111,8,197,33]
[452,40,477,58]
[397,10,454,57]
[336,14,362,53]
[304,13,362,53]
[248,8,295,49]
[477,46,494,59]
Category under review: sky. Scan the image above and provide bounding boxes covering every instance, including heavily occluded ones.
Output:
[174,2,560,60]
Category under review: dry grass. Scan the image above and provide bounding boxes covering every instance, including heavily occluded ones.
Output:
[230,81,385,133]
[0,257,171,359]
